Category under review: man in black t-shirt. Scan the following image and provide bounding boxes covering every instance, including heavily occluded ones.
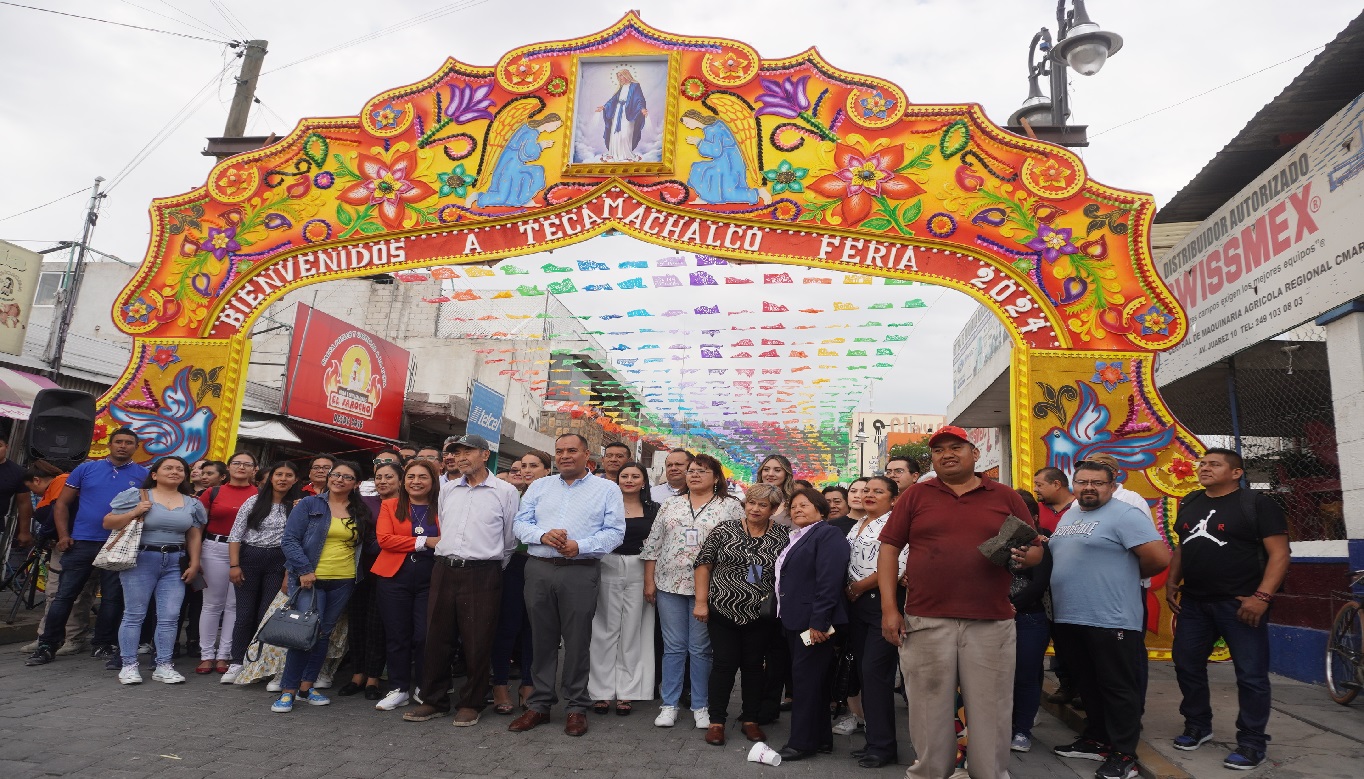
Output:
[0,438,33,546]
[1166,448,1289,771]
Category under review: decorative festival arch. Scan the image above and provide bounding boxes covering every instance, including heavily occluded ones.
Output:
[105,13,1204,547]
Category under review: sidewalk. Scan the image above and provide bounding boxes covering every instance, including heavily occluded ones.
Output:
[1048,661,1364,778]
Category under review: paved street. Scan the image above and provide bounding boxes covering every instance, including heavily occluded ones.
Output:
[0,643,1100,779]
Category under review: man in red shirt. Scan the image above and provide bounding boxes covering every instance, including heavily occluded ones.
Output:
[1032,467,1073,534]
[877,426,1041,779]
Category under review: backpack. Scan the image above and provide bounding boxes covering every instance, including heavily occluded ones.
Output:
[1176,488,1267,570]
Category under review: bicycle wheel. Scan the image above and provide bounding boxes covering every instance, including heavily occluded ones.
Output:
[1326,600,1363,705]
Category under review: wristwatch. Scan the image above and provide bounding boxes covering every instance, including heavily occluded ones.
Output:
[1252,590,1273,603]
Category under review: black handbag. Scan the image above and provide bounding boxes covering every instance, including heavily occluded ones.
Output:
[756,592,777,622]
[248,588,319,661]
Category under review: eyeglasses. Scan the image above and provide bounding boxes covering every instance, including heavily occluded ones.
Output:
[328,472,357,482]
[229,461,254,468]
[414,454,440,461]
[1072,479,1112,488]
[685,469,712,476]
[373,458,398,465]
[310,465,332,472]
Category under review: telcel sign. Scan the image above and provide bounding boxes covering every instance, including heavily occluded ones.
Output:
[1157,93,1364,383]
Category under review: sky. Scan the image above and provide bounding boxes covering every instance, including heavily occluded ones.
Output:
[1,0,1359,425]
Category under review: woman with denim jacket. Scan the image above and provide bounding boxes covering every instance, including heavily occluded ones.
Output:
[272,460,374,712]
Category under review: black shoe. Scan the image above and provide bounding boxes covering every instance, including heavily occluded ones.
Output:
[91,644,117,660]
[1095,751,1139,779]
[1072,695,1085,711]
[777,746,818,761]
[25,646,55,666]
[104,655,121,671]
[337,681,364,697]
[779,698,793,712]
[364,686,383,701]
[1053,737,1109,761]
[1045,686,1074,704]
[172,642,183,659]
[818,743,833,754]
[850,747,870,759]
[1223,747,1266,770]
[858,754,897,768]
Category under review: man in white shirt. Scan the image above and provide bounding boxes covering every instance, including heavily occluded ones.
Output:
[650,448,692,503]
[404,434,520,727]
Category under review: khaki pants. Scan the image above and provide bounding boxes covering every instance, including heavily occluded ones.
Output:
[897,615,1016,779]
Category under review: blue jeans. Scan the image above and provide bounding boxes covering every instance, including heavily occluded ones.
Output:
[118,550,187,666]
[655,590,711,709]
[37,540,123,649]
[1172,597,1271,751]
[281,579,354,691]
[1011,610,1051,738]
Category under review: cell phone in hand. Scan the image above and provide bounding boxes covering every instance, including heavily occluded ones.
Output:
[800,626,835,646]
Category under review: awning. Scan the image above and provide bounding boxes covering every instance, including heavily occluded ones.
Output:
[0,367,60,420]
[238,418,302,443]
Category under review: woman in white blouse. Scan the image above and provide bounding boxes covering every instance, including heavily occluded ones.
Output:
[842,476,905,768]
[222,461,302,684]
[641,453,744,730]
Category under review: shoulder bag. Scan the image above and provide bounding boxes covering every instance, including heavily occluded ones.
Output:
[248,587,320,661]
[94,489,147,571]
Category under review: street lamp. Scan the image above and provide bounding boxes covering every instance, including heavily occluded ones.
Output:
[853,433,867,477]
[1007,0,1123,147]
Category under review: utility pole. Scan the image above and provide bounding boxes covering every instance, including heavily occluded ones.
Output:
[223,39,268,138]
[45,177,106,376]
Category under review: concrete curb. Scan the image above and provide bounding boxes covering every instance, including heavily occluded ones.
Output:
[1041,680,1192,779]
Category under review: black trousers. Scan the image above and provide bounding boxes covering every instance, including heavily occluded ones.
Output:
[346,576,386,679]
[757,625,791,724]
[1051,622,1147,755]
[850,593,900,758]
[230,544,286,663]
[708,612,773,724]
[785,628,836,751]
[376,553,434,693]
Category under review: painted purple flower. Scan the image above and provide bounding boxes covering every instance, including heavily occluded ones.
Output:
[445,82,496,124]
[263,213,292,230]
[204,225,240,261]
[1026,224,1078,263]
[755,75,811,118]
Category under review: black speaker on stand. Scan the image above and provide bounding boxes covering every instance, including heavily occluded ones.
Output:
[26,389,97,471]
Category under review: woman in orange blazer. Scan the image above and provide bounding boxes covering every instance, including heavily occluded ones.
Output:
[370,458,441,711]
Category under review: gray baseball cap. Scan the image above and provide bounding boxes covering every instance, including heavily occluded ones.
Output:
[448,433,491,451]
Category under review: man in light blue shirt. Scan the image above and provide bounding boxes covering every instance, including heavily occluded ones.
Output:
[1048,461,1169,779]
[508,433,624,738]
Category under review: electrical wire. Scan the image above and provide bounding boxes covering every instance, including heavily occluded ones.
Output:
[209,0,251,40]
[260,0,491,76]
[155,0,224,37]
[106,55,242,192]
[0,1,234,45]
[1091,44,1327,139]
[117,0,224,38]
[0,187,92,223]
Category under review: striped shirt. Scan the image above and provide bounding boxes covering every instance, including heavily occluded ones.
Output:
[513,471,625,559]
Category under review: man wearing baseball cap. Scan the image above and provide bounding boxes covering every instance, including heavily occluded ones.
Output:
[876,425,1041,779]
[404,433,520,727]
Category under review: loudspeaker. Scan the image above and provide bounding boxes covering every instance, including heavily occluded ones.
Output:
[26,388,97,469]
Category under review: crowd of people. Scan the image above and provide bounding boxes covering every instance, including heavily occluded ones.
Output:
[8,424,1290,779]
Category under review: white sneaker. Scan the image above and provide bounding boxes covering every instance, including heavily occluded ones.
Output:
[266,675,283,693]
[832,713,864,735]
[118,665,143,685]
[692,707,711,729]
[314,673,333,689]
[137,642,154,655]
[654,705,679,727]
[375,689,410,711]
[220,664,243,684]
[152,665,186,684]
[55,641,89,657]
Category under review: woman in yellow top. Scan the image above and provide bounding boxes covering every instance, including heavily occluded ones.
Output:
[273,459,373,713]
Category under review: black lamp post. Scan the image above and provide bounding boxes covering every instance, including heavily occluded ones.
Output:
[1007,0,1123,148]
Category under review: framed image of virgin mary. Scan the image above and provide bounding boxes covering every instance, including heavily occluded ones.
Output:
[564,53,681,176]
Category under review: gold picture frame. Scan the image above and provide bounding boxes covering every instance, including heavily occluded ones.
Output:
[563,52,682,177]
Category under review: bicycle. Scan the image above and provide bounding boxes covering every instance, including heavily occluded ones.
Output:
[1326,569,1364,705]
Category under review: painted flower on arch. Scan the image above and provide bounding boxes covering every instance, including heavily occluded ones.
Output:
[859,89,895,119]
[755,75,811,118]
[762,159,807,194]
[151,345,181,370]
[807,142,925,226]
[1032,157,1072,189]
[445,82,496,124]
[122,298,152,324]
[680,77,706,100]
[203,225,240,261]
[1136,304,1173,336]
[437,163,476,198]
[1166,456,1196,481]
[1092,361,1129,391]
[337,149,437,230]
[371,102,403,130]
[1026,224,1078,263]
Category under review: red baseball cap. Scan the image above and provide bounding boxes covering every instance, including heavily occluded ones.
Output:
[927,425,971,448]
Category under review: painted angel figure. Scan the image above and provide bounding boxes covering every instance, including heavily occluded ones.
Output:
[681,99,769,205]
[471,111,563,208]
[595,65,648,162]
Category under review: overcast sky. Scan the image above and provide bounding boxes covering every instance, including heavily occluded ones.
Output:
[1,0,1359,419]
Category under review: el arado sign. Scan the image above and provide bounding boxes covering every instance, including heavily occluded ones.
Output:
[281,304,411,440]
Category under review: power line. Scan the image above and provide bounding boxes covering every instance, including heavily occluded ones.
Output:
[117,0,224,38]
[0,1,235,45]
[1091,44,1326,139]
[154,0,224,37]
[209,0,251,39]
[0,187,91,223]
[261,0,491,76]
